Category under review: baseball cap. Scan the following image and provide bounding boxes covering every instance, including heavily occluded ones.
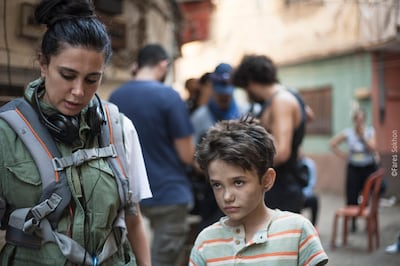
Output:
[211,63,234,95]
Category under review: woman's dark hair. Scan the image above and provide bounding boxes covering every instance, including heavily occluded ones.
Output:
[35,0,112,64]
[195,116,276,182]
[232,54,279,88]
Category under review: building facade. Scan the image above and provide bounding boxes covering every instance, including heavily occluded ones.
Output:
[175,0,400,195]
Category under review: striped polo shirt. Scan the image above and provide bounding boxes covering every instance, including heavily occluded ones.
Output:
[189,209,328,266]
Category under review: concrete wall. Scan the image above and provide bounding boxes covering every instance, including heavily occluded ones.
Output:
[277,52,374,195]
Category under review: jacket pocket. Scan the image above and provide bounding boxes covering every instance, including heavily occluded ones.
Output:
[5,161,42,207]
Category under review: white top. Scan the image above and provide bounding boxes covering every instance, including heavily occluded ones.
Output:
[344,126,376,166]
[123,115,152,202]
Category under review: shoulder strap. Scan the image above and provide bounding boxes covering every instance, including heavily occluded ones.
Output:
[257,90,280,118]
[100,102,132,209]
[0,98,63,187]
[287,88,306,122]
[0,98,71,227]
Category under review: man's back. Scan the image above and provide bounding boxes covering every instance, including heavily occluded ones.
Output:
[110,43,195,266]
[109,80,194,206]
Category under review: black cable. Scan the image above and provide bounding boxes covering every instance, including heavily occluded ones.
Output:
[3,0,12,86]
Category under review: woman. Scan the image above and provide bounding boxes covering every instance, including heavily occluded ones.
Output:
[0,0,151,265]
[329,108,378,232]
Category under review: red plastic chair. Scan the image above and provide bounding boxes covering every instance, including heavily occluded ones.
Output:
[330,168,384,252]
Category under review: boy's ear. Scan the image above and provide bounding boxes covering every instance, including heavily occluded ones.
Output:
[262,168,276,192]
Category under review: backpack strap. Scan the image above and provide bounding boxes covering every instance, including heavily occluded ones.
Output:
[0,98,71,228]
[101,102,133,210]
[0,98,64,188]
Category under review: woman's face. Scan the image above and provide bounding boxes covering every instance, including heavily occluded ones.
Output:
[40,45,105,116]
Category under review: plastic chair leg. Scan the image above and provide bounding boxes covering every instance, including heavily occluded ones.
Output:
[367,218,373,252]
[343,216,348,246]
[331,214,339,249]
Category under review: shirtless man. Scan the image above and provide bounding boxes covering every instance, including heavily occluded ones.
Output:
[233,54,309,213]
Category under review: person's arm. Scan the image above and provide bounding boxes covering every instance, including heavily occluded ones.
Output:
[174,135,195,165]
[126,205,151,266]
[360,127,377,153]
[329,131,348,160]
[121,114,152,265]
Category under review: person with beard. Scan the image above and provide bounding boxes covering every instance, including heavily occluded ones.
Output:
[184,78,201,114]
[232,54,309,214]
[109,44,195,266]
[190,63,247,232]
[191,63,245,145]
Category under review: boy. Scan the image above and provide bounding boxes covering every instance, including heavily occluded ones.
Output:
[189,117,328,266]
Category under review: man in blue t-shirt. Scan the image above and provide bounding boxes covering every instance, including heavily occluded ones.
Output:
[109,44,195,266]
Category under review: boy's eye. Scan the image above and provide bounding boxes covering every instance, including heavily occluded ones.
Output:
[211,183,221,189]
[234,180,244,186]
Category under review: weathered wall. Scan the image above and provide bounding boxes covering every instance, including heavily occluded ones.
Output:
[175,0,399,89]
[0,0,181,99]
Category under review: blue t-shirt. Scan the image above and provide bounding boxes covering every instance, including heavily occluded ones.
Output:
[109,80,194,206]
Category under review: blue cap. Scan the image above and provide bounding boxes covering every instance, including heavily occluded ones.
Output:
[211,63,234,95]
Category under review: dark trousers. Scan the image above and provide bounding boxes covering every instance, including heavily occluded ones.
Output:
[346,162,377,231]
[303,194,319,225]
[346,163,377,205]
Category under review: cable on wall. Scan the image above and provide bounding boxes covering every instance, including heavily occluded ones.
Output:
[2,0,12,86]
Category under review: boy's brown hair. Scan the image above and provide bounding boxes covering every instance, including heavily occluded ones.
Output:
[195,116,276,183]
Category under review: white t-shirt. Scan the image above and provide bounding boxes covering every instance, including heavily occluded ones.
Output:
[122,115,152,203]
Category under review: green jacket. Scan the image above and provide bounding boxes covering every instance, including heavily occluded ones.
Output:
[0,79,136,265]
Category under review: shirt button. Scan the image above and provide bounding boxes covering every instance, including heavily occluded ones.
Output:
[235,228,240,234]
[235,240,240,245]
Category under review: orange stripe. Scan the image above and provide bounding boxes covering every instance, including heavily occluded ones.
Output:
[206,252,297,263]
[16,108,59,182]
[243,251,297,259]
[189,258,197,266]
[104,105,127,177]
[275,213,293,220]
[299,233,317,249]
[199,237,233,249]
[269,229,302,237]
[105,105,114,144]
[302,250,326,266]
[207,255,235,263]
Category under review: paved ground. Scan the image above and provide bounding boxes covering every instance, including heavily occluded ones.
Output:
[0,192,399,265]
[313,192,400,266]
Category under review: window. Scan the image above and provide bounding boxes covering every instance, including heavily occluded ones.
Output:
[299,86,332,135]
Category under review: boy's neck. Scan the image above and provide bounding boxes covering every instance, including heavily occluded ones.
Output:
[227,205,274,242]
[244,207,274,241]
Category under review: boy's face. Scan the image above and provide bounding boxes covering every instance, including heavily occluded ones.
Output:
[208,159,275,224]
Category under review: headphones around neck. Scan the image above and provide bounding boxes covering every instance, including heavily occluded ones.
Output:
[33,84,105,145]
